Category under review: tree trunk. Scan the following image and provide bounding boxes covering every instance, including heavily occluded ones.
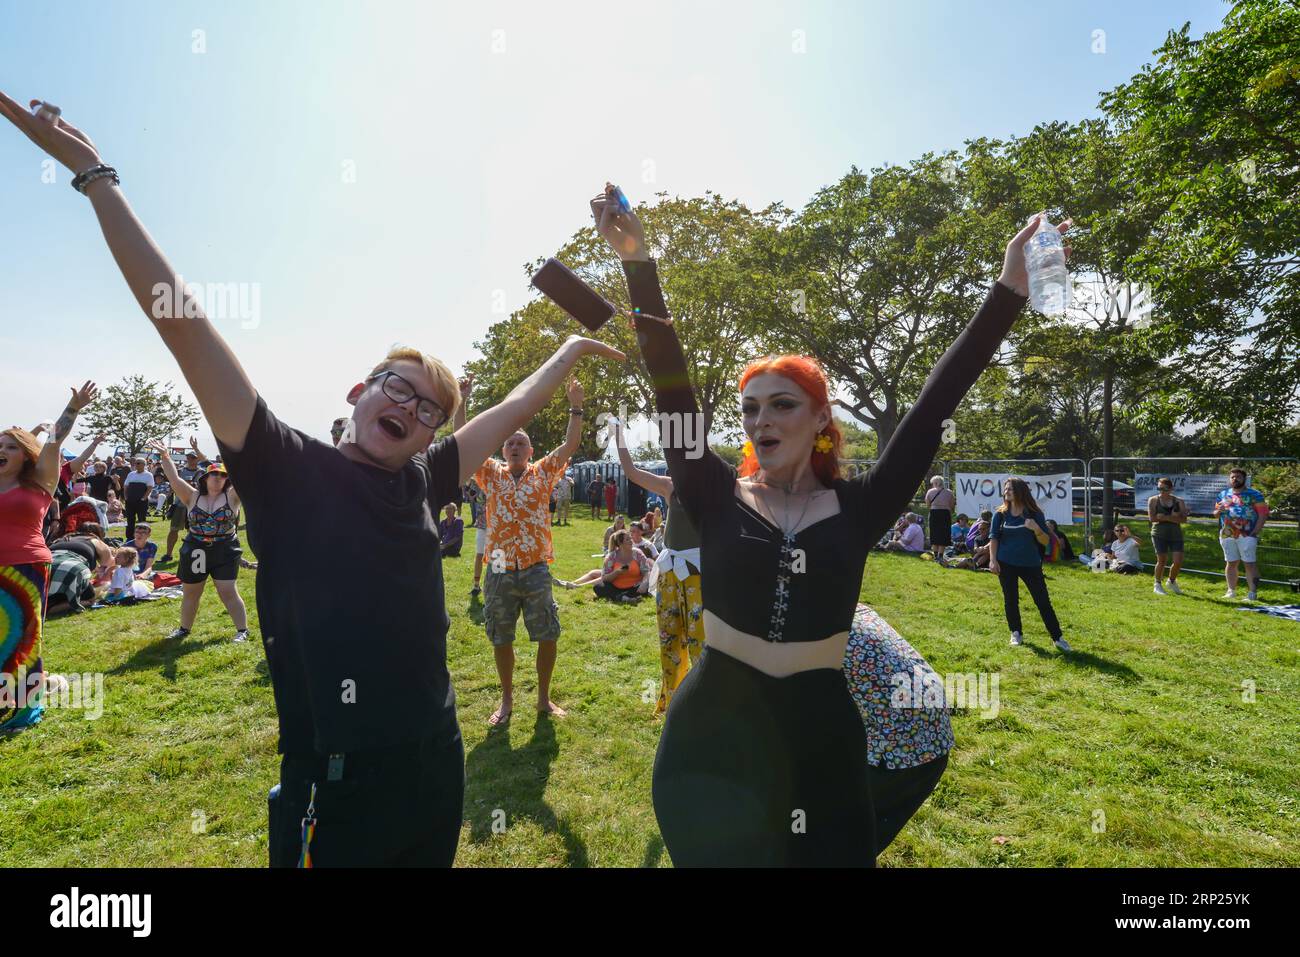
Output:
[1101,367,1114,533]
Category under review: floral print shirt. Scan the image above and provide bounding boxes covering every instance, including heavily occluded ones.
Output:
[474,452,568,570]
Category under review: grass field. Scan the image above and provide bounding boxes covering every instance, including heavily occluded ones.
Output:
[2,509,1298,867]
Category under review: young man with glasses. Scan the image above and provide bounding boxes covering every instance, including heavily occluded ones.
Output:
[0,88,625,865]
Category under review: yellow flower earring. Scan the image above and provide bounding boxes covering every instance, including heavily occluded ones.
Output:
[742,439,755,458]
[814,432,833,454]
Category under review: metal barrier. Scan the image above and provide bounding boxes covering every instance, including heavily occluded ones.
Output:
[1087,457,1299,587]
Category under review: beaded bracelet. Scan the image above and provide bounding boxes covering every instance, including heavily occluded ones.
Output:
[71,165,120,194]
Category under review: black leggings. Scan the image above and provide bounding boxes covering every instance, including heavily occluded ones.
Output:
[269,728,464,867]
[997,561,1062,640]
[868,755,948,855]
[593,582,640,601]
[125,498,149,538]
[652,645,875,867]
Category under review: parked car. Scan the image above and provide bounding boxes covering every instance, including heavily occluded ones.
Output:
[1072,477,1136,517]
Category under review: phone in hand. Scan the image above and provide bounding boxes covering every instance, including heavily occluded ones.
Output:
[610,185,631,213]
[531,258,616,332]
[621,563,630,571]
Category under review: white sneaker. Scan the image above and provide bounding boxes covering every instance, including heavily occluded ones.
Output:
[1167,580,1182,595]
[1153,582,1167,595]
[1009,631,1023,646]
[1054,637,1073,652]
[1223,589,1237,600]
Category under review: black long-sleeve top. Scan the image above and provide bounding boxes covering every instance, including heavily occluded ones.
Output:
[624,258,1027,643]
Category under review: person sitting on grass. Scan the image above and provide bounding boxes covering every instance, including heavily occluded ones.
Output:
[603,514,626,550]
[880,513,926,554]
[594,530,651,603]
[1045,519,1075,562]
[949,513,970,554]
[1108,524,1143,574]
[132,523,158,577]
[105,487,125,525]
[105,546,141,601]
[438,503,464,558]
[629,520,658,561]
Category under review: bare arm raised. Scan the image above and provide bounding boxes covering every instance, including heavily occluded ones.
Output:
[612,418,674,499]
[0,91,257,450]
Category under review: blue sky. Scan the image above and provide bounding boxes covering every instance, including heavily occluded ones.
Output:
[0,0,1229,451]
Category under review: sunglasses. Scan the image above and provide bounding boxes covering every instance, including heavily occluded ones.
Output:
[366,371,448,431]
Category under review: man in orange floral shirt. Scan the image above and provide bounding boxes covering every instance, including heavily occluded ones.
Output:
[474,378,586,725]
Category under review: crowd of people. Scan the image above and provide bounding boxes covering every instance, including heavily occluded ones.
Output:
[0,88,1280,869]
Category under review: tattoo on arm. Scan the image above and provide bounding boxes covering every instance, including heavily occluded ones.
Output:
[53,405,78,442]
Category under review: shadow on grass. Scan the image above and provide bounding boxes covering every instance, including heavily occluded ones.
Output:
[107,634,230,683]
[1023,641,1142,681]
[463,713,588,866]
[466,594,485,627]
[641,834,666,868]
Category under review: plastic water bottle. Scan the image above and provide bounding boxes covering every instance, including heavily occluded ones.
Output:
[1024,212,1069,315]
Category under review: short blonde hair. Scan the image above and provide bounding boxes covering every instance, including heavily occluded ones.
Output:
[370,347,462,424]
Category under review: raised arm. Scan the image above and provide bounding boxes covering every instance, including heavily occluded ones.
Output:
[850,216,1069,543]
[0,91,257,449]
[591,184,732,519]
[146,440,197,508]
[35,382,97,494]
[547,378,586,464]
[453,337,624,486]
[67,433,107,476]
[612,418,674,499]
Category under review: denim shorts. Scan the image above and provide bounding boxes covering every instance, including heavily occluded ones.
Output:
[483,561,561,646]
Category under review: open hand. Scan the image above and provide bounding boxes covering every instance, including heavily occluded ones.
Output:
[69,381,98,410]
[565,334,626,363]
[591,182,647,261]
[0,91,102,175]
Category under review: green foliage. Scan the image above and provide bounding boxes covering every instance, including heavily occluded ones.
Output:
[1100,0,1300,428]
[75,375,200,457]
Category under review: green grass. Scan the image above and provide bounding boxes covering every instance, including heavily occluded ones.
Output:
[2,510,1298,867]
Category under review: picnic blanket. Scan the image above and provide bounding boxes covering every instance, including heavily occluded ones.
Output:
[1238,604,1300,622]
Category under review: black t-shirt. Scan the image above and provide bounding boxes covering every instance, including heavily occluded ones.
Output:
[217,396,461,755]
[86,473,114,501]
[110,466,131,487]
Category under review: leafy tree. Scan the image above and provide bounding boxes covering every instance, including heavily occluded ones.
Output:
[746,152,1008,450]
[75,375,199,457]
[1100,0,1300,431]
[468,192,781,454]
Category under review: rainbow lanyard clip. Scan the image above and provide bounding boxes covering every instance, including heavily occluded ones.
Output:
[298,782,318,868]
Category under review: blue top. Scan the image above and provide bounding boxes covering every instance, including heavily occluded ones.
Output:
[990,508,1048,566]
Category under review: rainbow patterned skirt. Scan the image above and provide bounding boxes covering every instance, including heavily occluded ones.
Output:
[0,562,51,733]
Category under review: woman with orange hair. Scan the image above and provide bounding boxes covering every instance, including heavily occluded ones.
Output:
[594,183,1067,866]
[1,382,98,734]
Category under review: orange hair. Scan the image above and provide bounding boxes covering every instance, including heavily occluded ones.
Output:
[1,427,46,494]
[736,355,842,486]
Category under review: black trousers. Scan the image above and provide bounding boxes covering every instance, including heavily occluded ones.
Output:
[997,561,1062,640]
[269,728,464,867]
[868,755,948,856]
[125,499,149,538]
[653,646,875,867]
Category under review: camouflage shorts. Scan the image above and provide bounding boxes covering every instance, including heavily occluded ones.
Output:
[483,562,561,646]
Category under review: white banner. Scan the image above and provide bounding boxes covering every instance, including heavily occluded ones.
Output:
[954,472,1074,526]
[1133,473,1241,517]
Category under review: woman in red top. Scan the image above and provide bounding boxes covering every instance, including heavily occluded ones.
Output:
[0,381,97,733]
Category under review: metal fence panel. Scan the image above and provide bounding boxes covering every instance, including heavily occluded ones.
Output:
[1086,457,1299,587]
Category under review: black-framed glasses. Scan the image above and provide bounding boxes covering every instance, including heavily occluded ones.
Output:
[366,371,448,430]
